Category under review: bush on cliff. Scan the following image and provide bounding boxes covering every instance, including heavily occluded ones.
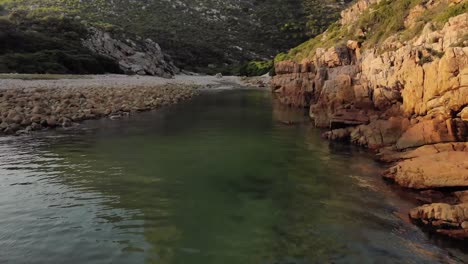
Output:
[0,51,121,74]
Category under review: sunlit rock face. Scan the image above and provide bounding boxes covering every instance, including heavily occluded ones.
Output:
[271,11,468,149]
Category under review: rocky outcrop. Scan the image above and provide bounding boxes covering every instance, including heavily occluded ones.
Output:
[83,28,179,78]
[271,43,368,128]
[272,13,468,146]
[271,0,468,239]
[270,61,317,108]
[272,12,468,147]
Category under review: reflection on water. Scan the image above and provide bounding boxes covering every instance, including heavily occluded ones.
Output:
[0,89,466,264]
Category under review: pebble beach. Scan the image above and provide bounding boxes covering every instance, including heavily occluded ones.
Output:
[0,74,245,135]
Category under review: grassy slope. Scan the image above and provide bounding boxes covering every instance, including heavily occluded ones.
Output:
[276,0,468,63]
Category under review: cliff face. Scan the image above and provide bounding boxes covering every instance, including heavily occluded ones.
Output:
[83,28,179,78]
[271,0,468,239]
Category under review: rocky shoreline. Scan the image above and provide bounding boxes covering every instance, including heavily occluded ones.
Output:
[271,0,467,239]
[0,75,225,135]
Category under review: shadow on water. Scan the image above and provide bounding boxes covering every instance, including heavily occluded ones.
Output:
[0,89,466,264]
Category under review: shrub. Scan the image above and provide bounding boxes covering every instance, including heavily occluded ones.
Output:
[274,53,292,63]
[0,50,121,74]
[238,60,274,77]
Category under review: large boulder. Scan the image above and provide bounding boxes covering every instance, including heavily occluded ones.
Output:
[384,151,468,189]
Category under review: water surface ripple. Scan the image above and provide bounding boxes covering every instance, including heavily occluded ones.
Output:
[0,89,466,263]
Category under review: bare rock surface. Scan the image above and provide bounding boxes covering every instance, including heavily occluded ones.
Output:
[83,28,179,77]
[379,142,468,162]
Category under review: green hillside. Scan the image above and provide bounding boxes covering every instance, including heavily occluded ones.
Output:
[0,8,122,74]
[0,0,352,73]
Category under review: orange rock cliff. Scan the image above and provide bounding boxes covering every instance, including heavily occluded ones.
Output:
[271,0,468,239]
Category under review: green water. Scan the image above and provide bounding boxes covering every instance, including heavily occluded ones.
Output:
[0,89,466,263]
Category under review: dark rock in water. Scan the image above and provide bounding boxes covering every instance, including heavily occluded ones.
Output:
[46,117,57,128]
[4,123,20,134]
[30,122,42,131]
[0,122,8,131]
[109,115,123,120]
[322,128,352,141]
[60,118,73,128]
[83,27,179,78]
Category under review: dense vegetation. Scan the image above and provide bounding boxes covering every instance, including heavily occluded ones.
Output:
[0,9,121,74]
[276,0,468,63]
[0,0,352,74]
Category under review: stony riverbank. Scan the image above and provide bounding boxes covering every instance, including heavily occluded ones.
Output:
[270,0,468,239]
[0,84,197,135]
[0,75,247,135]
[0,74,255,135]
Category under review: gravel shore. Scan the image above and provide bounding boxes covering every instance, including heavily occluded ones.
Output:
[0,74,245,90]
[0,74,244,135]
